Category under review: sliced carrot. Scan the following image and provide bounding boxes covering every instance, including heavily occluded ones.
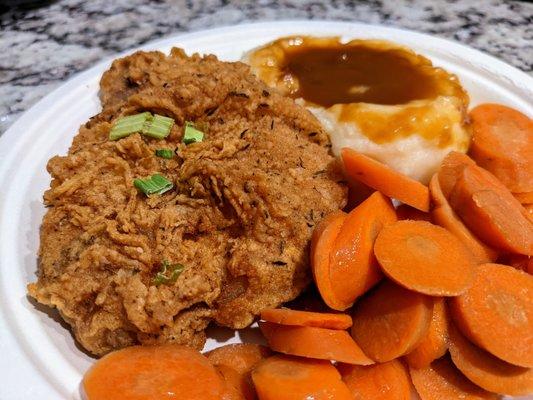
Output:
[206,344,272,374]
[469,103,533,193]
[449,323,533,396]
[449,263,533,368]
[429,174,498,263]
[514,191,533,205]
[405,298,449,369]
[83,345,224,400]
[437,151,476,198]
[259,321,373,365]
[217,365,248,400]
[351,280,433,362]
[449,164,533,255]
[251,355,353,400]
[310,211,347,310]
[337,359,411,400]
[396,204,432,222]
[206,344,271,400]
[328,191,397,309]
[341,147,430,211]
[374,220,476,296]
[260,308,352,330]
[410,356,500,400]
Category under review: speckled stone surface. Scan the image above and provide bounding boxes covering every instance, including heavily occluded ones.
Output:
[1,0,532,133]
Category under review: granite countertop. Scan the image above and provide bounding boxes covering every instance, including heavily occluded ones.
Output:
[1,0,532,133]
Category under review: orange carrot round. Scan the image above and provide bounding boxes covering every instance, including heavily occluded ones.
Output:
[437,151,476,198]
[351,280,433,362]
[469,103,533,193]
[259,321,373,365]
[217,365,249,400]
[448,323,533,396]
[206,343,272,374]
[83,345,224,400]
[337,359,411,400]
[374,220,476,296]
[449,263,533,368]
[311,211,347,310]
[260,308,352,330]
[341,147,430,211]
[405,297,449,369]
[429,174,498,263]
[396,204,432,222]
[251,355,353,400]
[410,356,499,400]
[449,164,533,255]
[328,191,397,309]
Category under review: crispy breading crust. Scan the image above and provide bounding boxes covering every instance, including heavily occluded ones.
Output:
[28,49,346,356]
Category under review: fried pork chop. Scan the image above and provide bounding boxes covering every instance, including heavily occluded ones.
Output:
[28,49,347,356]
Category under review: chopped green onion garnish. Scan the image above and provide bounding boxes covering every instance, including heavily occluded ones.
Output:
[109,112,151,140]
[183,121,204,145]
[153,260,184,286]
[155,149,174,159]
[143,114,174,139]
[134,174,174,196]
[109,112,175,141]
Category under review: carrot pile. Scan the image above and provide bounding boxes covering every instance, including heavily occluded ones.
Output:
[82,103,533,400]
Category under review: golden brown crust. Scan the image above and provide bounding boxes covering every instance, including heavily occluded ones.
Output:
[28,49,346,356]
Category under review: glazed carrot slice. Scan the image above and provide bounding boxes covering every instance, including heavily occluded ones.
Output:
[341,147,430,211]
[429,174,498,263]
[328,191,397,309]
[405,298,449,369]
[206,344,272,400]
[396,204,432,222]
[514,191,533,205]
[310,211,347,310]
[410,356,500,400]
[469,103,533,193]
[449,263,533,368]
[448,323,533,396]
[449,164,533,255]
[206,344,272,374]
[259,321,373,365]
[260,308,352,330]
[217,365,248,400]
[337,359,411,400]
[83,345,224,400]
[437,151,476,198]
[251,355,353,400]
[351,280,433,362]
[374,220,476,296]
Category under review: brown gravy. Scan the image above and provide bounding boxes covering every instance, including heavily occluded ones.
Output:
[247,37,468,149]
[282,42,442,107]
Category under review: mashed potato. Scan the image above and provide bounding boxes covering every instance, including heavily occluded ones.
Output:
[245,36,470,184]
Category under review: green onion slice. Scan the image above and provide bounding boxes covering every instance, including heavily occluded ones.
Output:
[155,149,174,159]
[143,114,174,139]
[153,260,184,286]
[183,121,205,145]
[134,174,174,196]
[109,112,151,140]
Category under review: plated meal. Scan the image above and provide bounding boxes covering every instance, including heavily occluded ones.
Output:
[10,25,533,400]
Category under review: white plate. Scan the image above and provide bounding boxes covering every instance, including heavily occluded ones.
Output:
[0,21,532,400]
